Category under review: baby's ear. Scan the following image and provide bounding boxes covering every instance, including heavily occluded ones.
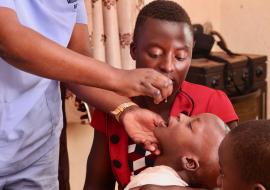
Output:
[252,184,266,190]
[181,156,200,172]
[130,42,136,60]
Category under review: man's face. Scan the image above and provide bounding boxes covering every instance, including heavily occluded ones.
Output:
[217,137,252,190]
[131,18,193,94]
[154,113,225,187]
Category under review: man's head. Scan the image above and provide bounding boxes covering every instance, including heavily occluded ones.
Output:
[154,113,227,188]
[130,0,193,95]
[218,120,270,190]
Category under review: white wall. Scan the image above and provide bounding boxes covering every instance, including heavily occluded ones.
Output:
[220,0,270,118]
[145,0,222,30]
[178,0,221,31]
[174,0,270,118]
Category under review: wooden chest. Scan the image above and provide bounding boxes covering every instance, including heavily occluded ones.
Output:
[186,52,267,122]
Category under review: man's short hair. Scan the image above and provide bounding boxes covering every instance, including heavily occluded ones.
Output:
[133,0,192,42]
[228,120,270,188]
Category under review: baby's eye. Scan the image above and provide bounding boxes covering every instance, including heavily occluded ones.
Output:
[219,169,225,177]
[187,122,192,129]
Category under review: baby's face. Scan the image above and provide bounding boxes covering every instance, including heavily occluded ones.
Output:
[155,113,225,156]
[218,136,252,190]
[154,113,226,187]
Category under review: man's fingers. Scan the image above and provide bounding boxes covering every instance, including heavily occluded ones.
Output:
[155,77,173,103]
[150,143,160,155]
[154,114,166,128]
[121,68,173,102]
[144,140,156,152]
[152,72,173,103]
[153,149,160,155]
[140,81,163,104]
[142,71,173,104]
[143,140,160,155]
[133,133,158,144]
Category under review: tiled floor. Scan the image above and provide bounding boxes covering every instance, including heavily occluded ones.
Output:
[65,99,94,190]
[66,99,118,190]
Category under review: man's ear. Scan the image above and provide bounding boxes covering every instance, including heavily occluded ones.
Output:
[130,42,136,60]
[252,184,266,190]
[181,156,200,172]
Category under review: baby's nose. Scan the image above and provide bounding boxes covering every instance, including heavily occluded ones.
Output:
[216,174,223,188]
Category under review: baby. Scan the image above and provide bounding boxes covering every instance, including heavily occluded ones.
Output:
[125,113,228,190]
[218,120,270,190]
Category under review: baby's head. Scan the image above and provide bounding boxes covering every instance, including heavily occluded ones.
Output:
[218,120,270,190]
[154,113,228,188]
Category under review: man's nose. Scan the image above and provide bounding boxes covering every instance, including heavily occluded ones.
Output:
[159,54,174,73]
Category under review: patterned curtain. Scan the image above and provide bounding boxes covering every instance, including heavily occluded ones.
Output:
[74,0,180,122]
[67,0,146,124]
[85,0,145,70]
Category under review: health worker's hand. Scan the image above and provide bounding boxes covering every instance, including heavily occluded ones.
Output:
[115,68,173,104]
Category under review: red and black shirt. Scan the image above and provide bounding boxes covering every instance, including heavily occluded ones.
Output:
[91,81,238,189]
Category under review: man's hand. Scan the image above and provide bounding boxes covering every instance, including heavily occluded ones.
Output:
[115,68,173,104]
[119,106,164,155]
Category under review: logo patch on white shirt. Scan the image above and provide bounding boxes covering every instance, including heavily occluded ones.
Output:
[67,0,77,3]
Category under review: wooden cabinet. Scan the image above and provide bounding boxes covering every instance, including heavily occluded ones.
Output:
[187,52,267,122]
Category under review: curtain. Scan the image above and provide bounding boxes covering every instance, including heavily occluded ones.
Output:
[85,0,146,70]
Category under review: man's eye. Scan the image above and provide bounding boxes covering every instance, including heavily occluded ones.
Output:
[176,56,186,61]
[148,53,160,59]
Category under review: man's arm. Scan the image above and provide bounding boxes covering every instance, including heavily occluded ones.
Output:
[66,23,162,152]
[65,22,128,112]
[0,7,172,103]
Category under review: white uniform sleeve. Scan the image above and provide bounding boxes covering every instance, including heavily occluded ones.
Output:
[76,0,88,24]
[0,0,15,10]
